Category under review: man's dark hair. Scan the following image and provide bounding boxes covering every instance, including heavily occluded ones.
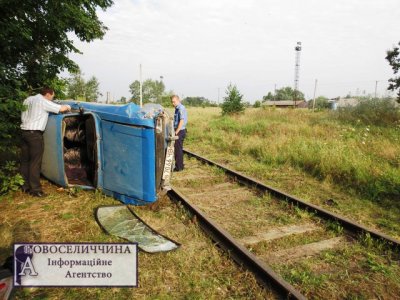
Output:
[40,87,55,96]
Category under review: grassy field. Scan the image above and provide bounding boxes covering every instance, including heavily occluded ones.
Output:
[0,183,272,299]
[0,105,399,299]
[184,107,400,239]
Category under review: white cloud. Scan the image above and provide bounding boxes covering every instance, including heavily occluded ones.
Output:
[68,0,400,102]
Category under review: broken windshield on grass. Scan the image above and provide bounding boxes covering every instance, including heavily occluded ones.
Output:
[96,205,179,253]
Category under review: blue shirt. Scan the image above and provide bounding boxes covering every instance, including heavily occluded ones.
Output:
[174,103,187,129]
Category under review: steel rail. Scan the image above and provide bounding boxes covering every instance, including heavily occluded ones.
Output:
[168,188,307,300]
[183,149,400,249]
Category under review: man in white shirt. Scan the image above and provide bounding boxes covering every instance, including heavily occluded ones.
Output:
[20,87,71,197]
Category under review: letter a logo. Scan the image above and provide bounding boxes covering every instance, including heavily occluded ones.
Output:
[18,257,38,276]
[14,245,38,285]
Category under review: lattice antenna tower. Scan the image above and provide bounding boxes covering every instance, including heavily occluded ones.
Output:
[294,41,302,104]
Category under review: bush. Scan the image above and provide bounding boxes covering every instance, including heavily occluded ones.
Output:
[308,96,330,110]
[335,99,400,126]
[0,161,24,195]
[221,84,245,115]
[253,100,261,108]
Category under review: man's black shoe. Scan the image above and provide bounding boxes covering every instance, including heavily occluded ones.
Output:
[173,168,183,172]
[29,191,48,198]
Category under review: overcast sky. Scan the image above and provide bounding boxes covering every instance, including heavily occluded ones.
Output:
[69,0,400,103]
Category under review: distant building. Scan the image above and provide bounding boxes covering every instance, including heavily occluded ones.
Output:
[262,100,308,108]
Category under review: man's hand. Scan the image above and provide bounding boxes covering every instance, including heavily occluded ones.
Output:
[59,105,71,113]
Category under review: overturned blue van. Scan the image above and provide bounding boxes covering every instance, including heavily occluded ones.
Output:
[41,101,174,205]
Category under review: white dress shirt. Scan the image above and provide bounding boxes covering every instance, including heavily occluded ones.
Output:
[21,94,62,131]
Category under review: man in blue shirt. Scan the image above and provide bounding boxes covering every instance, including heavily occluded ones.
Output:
[171,95,187,171]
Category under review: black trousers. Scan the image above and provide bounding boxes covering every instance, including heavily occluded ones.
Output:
[174,129,186,171]
[20,131,44,192]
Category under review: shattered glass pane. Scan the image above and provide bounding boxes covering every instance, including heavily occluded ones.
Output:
[96,206,179,253]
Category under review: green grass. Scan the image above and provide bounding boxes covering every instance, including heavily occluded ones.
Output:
[0,184,272,299]
[185,107,400,239]
[188,108,400,200]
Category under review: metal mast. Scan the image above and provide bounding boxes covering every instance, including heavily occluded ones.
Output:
[294,42,302,107]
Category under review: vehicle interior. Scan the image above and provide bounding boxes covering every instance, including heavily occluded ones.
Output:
[62,115,97,187]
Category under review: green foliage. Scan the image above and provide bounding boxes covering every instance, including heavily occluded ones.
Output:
[48,77,69,100]
[194,108,400,200]
[326,220,344,235]
[0,0,112,91]
[285,267,327,288]
[335,98,400,127]
[364,253,392,275]
[85,77,101,102]
[263,86,305,101]
[221,84,245,115]
[129,79,165,104]
[182,96,216,107]
[253,100,261,108]
[263,92,274,100]
[0,98,26,154]
[0,161,24,194]
[66,70,101,102]
[386,41,400,102]
[0,0,113,194]
[159,94,174,108]
[308,96,330,110]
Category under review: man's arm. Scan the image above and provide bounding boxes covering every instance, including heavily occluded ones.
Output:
[43,99,71,114]
[59,105,71,113]
[175,119,184,135]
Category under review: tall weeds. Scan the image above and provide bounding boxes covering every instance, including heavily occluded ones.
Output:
[186,107,400,200]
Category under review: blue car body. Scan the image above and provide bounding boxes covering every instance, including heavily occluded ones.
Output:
[41,101,171,205]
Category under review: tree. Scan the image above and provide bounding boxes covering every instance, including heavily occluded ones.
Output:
[65,71,101,102]
[0,0,112,92]
[386,42,400,103]
[262,92,274,101]
[66,71,86,100]
[253,100,261,108]
[221,84,245,115]
[262,86,305,101]
[129,79,165,104]
[308,96,330,109]
[85,76,101,101]
[182,96,211,107]
[0,0,113,153]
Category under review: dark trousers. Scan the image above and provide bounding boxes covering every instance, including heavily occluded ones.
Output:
[174,129,186,171]
[20,131,44,192]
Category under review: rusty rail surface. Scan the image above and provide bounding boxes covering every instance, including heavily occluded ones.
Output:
[168,188,307,300]
[183,149,400,249]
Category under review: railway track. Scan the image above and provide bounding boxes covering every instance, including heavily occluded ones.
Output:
[168,150,400,299]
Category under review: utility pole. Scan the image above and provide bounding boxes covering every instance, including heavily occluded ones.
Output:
[294,42,302,108]
[375,81,378,99]
[218,88,220,105]
[139,64,143,107]
[312,79,318,112]
[274,84,277,106]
